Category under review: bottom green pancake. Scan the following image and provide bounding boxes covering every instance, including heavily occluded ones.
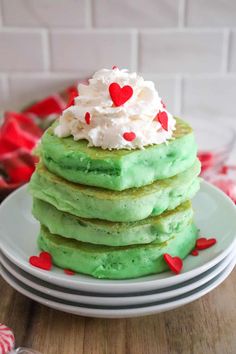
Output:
[33,198,193,246]
[38,222,198,279]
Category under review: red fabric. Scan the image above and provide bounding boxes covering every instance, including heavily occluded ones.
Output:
[4,161,35,184]
[0,113,42,154]
[0,86,76,198]
[23,95,65,117]
[4,112,42,137]
[1,149,36,183]
[0,112,42,155]
[0,112,42,193]
[0,176,8,188]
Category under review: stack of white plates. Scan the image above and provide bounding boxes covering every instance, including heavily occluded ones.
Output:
[0,181,236,319]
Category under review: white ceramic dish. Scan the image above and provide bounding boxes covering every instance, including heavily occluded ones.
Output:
[1,259,235,319]
[0,182,236,294]
[1,249,235,307]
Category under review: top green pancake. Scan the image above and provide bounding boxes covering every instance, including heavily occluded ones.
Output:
[40,118,197,191]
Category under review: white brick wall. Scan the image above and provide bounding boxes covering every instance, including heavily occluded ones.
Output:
[186,0,236,27]
[229,31,236,72]
[182,76,236,117]
[0,0,235,125]
[2,0,87,28]
[93,0,180,28]
[50,30,134,73]
[8,74,79,110]
[0,75,7,108]
[139,30,224,74]
[0,29,45,71]
[142,75,177,113]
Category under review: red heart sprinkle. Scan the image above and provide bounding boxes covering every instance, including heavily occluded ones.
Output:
[196,238,217,250]
[161,100,166,109]
[156,111,168,131]
[163,254,183,274]
[123,132,136,142]
[66,90,78,109]
[112,66,118,70]
[29,252,52,271]
[64,269,75,276]
[109,82,133,107]
[191,249,199,256]
[85,112,91,125]
[39,251,52,262]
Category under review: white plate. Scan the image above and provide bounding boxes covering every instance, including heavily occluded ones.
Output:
[0,182,236,294]
[1,260,235,319]
[1,249,235,306]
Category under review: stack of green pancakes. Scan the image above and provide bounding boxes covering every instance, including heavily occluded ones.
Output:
[29,118,200,279]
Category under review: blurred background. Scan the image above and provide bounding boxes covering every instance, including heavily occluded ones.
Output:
[0,0,235,200]
[0,0,235,119]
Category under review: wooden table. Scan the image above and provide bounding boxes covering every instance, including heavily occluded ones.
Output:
[1,270,236,354]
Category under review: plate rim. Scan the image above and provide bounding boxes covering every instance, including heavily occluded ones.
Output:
[1,259,235,319]
[1,248,235,306]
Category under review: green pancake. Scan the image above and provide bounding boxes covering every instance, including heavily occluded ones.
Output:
[40,118,197,191]
[29,159,200,222]
[33,199,193,246]
[38,222,198,279]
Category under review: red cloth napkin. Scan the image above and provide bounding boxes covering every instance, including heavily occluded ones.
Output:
[0,86,78,200]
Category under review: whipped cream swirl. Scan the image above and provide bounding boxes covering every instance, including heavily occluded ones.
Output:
[54,68,176,150]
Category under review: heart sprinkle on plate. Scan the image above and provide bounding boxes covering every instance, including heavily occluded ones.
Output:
[191,237,217,256]
[163,254,183,274]
[196,237,217,250]
[64,269,76,276]
[29,251,52,271]
[191,249,199,256]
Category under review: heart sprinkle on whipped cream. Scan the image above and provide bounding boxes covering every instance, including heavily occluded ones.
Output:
[54,68,176,150]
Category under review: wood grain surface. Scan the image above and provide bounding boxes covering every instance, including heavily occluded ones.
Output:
[1,269,236,354]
